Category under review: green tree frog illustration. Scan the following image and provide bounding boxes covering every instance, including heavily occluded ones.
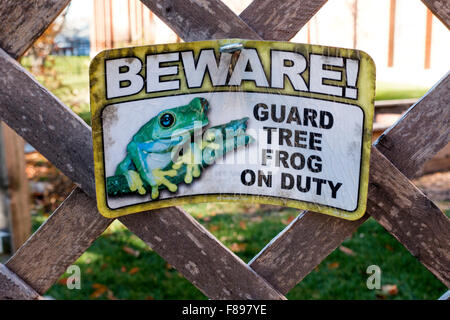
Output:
[108,97,253,199]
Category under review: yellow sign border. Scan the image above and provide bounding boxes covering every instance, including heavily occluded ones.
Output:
[90,39,375,220]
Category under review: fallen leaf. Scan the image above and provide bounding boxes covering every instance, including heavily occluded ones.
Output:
[230,243,247,252]
[57,278,67,285]
[327,262,340,270]
[90,283,108,298]
[146,296,154,300]
[282,215,295,225]
[85,267,93,274]
[209,225,219,232]
[381,284,398,296]
[239,221,247,230]
[120,266,127,273]
[129,267,140,275]
[339,245,356,256]
[122,246,140,257]
[385,244,394,252]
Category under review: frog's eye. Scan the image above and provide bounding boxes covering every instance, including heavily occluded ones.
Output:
[159,112,175,128]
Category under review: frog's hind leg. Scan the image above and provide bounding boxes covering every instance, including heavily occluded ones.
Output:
[115,154,146,195]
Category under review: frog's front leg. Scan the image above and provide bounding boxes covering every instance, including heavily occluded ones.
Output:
[127,140,180,199]
[115,154,146,195]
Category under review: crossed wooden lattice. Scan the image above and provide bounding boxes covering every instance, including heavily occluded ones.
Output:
[0,0,449,300]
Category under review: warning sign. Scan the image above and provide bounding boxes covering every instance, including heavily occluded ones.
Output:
[90,39,375,220]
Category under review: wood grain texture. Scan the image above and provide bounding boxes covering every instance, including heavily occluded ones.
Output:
[121,207,285,300]
[140,0,261,41]
[375,73,450,179]
[240,0,327,40]
[5,188,112,294]
[249,211,367,293]
[1,124,31,252]
[0,264,41,300]
[421,0,450,29]
[0,0,70,59]
[0,48,286,299]
[368,148,450,287]
[0,49,96,196]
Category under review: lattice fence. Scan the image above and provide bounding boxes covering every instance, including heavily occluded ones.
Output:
[0,0,449,300]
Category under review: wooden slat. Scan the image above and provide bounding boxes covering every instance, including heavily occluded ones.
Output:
[368,148,450,287]
[421,0,450,29]
[0,48,285,299]
[249,212,367,293]
[375,73,450,179]
[121,207,286,300]
[0,0,70,59]
[5,188,112,294]
[140,0,262,41]
[0,49,96,196]
[0,264,41,300]
[250,74,450,293]
[1,124,31,252]
[374,98,416,114]
[240,0,327,40]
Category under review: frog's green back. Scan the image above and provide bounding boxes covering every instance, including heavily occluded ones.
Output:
[133,98,209,142]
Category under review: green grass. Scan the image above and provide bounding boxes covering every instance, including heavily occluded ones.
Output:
[375,82,429,101]
[32,203,447,300]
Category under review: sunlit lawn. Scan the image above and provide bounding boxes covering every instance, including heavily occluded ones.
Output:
[26,56,445,300]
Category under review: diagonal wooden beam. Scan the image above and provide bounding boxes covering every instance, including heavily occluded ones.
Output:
[240,0,327,40]
[249,73,450,293]
[140,0,262,41]
[142,0,327,43]
[0,48,285,299]
[0,0,70,299]
[0,0,71,59]
[375,72,450,178]
[421,0,450,29]
[0,264,41,300]
[368,148,450,286]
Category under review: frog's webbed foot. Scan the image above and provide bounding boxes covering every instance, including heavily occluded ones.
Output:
[172,149,202,184]
[150,168,178,199]
[124,170,146,195]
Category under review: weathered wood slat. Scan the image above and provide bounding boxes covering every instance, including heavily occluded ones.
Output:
[140,0,262,41]
[240,0,327,40]
[375,73,450,179]
[0,49,96,196]
[1,124,31,252]
[0,0,70,59]
[0,264,41,300]
[250,74,450,293]
[249,212,367,293]
[5,188,112,294]
[368,148,450,287]
[421,0,450,29]
[121,207,286,300]
[0,48,286,299]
